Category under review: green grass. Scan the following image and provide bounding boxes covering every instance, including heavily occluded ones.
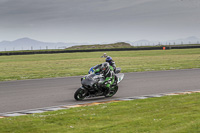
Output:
[0,48,199,132]
[0,93,200,133]
[0,48,199,81]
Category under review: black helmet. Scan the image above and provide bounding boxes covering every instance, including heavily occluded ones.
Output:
[101,62,110,74]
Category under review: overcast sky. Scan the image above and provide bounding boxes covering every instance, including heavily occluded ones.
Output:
[0,0,200,43]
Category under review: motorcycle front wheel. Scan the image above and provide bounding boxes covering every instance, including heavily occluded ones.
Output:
[74,88,88,101]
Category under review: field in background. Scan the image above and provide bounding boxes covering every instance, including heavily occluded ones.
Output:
[0,93,200,132]
[0,48,199,81]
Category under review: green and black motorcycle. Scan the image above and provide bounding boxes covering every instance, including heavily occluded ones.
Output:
[74,67,124,100]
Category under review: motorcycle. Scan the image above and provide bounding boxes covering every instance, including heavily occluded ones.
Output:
[74,67,124,100]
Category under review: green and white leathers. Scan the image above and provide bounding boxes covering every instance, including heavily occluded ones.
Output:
[95,62,115,91]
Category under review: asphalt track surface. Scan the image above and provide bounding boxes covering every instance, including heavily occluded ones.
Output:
[0,69,200,113]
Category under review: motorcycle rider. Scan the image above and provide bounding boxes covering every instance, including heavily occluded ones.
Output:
[94,62,116,96]
[106,56,116,73]
[89,54,116,74]
[101,53,108,58]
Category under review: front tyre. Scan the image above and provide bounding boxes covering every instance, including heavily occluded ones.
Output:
[74,88,88,101]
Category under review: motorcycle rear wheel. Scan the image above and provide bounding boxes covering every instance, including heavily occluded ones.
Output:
[105,85,118,97]
[74,88,88,100]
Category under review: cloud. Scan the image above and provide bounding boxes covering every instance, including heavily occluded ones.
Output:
[0,0,200,42]
[0,0,162,25]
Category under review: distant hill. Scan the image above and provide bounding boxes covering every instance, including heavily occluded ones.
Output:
[66,42,132,50]
[130,36,200,46]
[0,36,199,51]
[0,38,86,51]
[167,36,200,44]
[130,40,152,46]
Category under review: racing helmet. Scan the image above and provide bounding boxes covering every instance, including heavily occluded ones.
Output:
[101,62,110,74]
[106,56,112,62]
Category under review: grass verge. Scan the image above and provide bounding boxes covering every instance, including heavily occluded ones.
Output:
[0,93,200,133]
[0,48,200,81]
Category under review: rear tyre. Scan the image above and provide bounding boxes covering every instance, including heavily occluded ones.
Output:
[105,85,118,97]
[74,88,88,101]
